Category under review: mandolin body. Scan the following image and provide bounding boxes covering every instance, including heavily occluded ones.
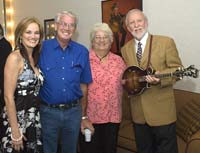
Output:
[122,66,150,96]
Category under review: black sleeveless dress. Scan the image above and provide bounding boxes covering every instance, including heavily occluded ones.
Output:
[1,59,43,153]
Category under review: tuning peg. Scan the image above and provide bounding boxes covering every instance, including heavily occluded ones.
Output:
[190,65,195,68]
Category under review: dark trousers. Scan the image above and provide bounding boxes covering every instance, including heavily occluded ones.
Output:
[134,122,178,153]
[79,123,120,153]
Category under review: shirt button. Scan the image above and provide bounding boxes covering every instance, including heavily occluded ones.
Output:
[62,67,65,69]
[63,89,66,92]
[62,77,65,80]
[62,57,65,59]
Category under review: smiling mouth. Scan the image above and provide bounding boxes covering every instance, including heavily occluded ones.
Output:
[29,40,38,43]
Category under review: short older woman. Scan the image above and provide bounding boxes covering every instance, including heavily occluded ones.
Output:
[79,23,126,153]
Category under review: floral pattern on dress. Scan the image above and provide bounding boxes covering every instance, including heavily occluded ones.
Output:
[1,59,43,153]
[87,49,126,124]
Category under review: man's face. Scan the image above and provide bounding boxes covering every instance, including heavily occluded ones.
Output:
[55,15,76,42]
[126,11,148,40]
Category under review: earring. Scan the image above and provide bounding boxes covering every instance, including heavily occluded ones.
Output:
[19,38,22,44]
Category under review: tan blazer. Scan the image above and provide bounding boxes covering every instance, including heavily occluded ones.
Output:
[121,34,182,126]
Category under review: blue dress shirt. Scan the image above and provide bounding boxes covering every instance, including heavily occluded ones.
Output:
[38,38,92,104]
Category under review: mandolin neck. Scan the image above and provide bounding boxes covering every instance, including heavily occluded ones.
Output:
[154,73,174,78]
[140,72,174,82]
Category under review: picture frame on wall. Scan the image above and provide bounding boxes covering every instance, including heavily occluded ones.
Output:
[44,18,55,40]
[102,0,143,56]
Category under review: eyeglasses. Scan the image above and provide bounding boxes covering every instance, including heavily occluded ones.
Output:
[57,22,75,29]
[94,36,109,41]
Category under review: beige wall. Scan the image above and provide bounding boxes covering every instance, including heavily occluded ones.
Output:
[9,0,200,93]
[12,0,102,46]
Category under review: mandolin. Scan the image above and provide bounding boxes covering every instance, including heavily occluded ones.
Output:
[122,65,199,96]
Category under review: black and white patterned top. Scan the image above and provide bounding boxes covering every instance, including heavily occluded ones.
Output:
[1,59,43,153]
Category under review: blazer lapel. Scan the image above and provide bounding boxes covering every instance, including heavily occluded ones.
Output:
[140,35,151,69]
[127,39,139,66]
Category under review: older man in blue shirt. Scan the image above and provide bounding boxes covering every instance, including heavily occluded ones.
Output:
[39,11,94,153]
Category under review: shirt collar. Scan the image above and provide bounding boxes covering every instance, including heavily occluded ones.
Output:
[90,48,111,61]
[53,38,73,51]
[135,32,149,46]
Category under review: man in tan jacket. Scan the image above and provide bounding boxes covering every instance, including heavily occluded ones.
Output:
[121,9,182,153]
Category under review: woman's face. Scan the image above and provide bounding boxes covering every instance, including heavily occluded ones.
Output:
[92,30,111,52]
[21,22,40,50]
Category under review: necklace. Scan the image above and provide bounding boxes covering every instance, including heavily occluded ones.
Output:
[95,52,109,61]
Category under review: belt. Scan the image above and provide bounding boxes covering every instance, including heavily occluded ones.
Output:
[41,99,80,110]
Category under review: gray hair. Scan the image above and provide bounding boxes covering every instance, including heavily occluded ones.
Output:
[55,11,78,28]
[125,9,148,26]
[90,23,113,44]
